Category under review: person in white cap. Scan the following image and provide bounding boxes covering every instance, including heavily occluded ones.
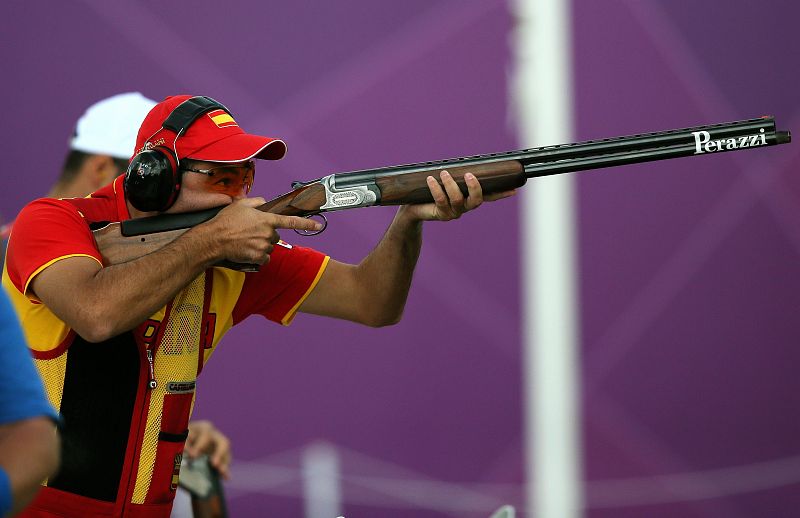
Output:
[44,93,149,200]
[3,94,514,517]
[50,92,155,199]
[0,93,153,242]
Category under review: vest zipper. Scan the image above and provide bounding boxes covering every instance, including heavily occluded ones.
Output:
[119,342,154,516]
[146,348,157,389]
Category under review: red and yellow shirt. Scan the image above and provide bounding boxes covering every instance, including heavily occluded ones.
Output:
[2,176,328,517]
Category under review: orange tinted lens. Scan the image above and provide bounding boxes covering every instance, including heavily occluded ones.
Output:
[204,164,254,196]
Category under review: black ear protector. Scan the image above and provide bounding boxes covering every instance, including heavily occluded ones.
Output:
[124,96,231,212]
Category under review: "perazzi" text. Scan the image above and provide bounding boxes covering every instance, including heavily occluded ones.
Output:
[692,128,766,154]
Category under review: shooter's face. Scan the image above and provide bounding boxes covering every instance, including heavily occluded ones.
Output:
[165,159,254,214]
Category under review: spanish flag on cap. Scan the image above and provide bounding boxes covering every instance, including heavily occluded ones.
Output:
[207,109,238,128]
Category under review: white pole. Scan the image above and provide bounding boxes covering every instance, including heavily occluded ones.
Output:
[510,0,583,517]
[302,442,342,518]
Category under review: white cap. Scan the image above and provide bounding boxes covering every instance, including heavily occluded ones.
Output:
[70,92,157,159]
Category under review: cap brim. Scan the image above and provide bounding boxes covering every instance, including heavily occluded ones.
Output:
[187,133,287,162]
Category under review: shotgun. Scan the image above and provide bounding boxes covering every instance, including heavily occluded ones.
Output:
[94,116,791,271]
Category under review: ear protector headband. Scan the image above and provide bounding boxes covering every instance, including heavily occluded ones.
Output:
[124,96,231,212]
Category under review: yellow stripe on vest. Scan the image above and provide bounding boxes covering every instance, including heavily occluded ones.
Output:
[132,275,205,504]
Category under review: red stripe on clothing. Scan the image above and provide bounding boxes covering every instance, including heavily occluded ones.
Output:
[30,330,75,360]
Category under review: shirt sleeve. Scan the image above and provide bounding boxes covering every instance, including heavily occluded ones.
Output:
[232,241,328,326]
[5,198,102,299]
[0,290,59,424]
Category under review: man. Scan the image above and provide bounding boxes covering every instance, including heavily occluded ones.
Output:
[0,289,60,516]
[4,93,232,516]
[3,94,514,516]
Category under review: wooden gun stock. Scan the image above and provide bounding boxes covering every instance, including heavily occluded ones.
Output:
[93,161,527,270]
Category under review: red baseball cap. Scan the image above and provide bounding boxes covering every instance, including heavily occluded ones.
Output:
[133,95,287,163]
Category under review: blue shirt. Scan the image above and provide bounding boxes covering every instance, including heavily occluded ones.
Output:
[0,288,58,424]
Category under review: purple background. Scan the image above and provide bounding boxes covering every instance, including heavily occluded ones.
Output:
[1,1,797,516]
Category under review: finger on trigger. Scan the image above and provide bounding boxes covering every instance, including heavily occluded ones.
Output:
[275,215,322,232]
